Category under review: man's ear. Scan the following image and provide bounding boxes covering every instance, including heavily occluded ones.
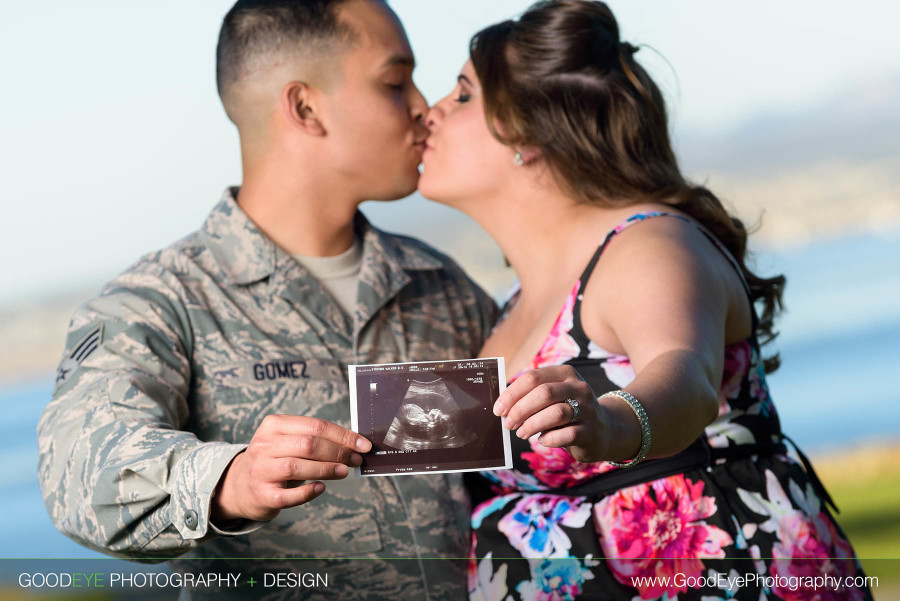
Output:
[282,81,326,136]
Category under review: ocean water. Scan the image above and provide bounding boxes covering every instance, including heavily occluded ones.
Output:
[760,230,900,450]
[0,230,897,560]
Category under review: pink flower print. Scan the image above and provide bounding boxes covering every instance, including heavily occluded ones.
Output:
[612,212,666,235]
[473,494,522,529]
[769,511,863,601]
[468,533,479,592]
[522,437,616,489]
[586,341,635,388]
[483,466,545,493]
[531,282,581,370]
[719,341,751,415]
[603,354,635,388]
[593,475,733,600]
[769,513,864,601]
[499,495,592,558]
[737,471,865,601]
[746,346,775,417]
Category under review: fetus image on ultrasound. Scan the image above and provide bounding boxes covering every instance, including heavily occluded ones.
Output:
[351,358,509,475]
[382,373,478,450]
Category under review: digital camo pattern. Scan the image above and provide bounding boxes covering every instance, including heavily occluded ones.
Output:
[37,188,498,600]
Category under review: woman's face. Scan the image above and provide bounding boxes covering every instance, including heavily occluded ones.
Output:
[417,60,517,207]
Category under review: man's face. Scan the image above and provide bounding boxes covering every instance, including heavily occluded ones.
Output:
[318,0,428,201]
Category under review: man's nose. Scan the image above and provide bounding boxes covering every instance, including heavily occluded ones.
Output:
[409,85,428,124]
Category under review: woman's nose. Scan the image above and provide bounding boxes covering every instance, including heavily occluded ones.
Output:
[424,104,443,131]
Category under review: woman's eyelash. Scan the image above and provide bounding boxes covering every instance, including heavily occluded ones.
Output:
[455,93,471,103]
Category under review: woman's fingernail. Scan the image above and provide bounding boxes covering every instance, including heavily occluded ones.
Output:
[313,482,325,494]
[350,453,363,466]
[504,417,515,429]
[335,464,349,477]
[493,402,504,416]
[357,438,372,452]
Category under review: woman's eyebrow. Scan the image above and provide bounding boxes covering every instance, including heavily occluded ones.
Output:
[458,74,473,85]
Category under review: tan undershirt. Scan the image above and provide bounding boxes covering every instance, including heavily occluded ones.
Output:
[292,236,363,318]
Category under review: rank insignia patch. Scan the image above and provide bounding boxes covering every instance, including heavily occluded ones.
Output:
[55,324,104,385]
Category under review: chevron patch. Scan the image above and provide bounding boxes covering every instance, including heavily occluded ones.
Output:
[55,323,104,385]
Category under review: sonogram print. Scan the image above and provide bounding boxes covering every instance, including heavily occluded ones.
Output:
[382,373,477,450]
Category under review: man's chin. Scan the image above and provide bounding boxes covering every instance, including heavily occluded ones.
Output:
[365,173,419,202]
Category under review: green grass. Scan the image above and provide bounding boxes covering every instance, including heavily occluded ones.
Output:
[834,477,900,558]
[817,446,900,592]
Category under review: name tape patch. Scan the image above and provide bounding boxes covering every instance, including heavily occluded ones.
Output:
[213,357,343,387]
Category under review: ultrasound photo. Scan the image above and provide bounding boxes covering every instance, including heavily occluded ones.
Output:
[349,358,512,476]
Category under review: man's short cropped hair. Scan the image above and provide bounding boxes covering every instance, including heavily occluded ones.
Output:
[216,0,365,102]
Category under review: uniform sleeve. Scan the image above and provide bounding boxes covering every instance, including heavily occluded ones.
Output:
[36,263,262,562]
[444,261,501,356]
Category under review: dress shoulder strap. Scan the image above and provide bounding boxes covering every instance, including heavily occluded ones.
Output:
[577,210,752,297]
[571,211,757,349]
[575,212,672,288]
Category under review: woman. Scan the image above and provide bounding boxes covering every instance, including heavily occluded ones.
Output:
[418,1,872,600]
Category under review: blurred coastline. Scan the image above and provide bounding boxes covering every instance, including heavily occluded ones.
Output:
[3,73,898,382]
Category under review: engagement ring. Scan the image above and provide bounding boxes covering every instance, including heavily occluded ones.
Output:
[564,398,580,424]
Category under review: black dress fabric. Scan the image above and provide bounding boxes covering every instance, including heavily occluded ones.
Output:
[465,212,873,601]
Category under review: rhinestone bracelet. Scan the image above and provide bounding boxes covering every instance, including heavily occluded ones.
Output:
[600,390,652,468]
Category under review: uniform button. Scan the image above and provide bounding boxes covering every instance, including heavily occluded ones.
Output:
[184,510,199,530]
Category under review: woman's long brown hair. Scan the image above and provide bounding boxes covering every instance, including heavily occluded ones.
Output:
[471,0,786,372]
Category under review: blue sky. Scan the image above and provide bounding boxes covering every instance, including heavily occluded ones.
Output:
[2,0,899,305]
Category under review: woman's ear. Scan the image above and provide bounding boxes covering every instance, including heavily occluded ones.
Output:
[518,146,542,164]
[282,81,326,136]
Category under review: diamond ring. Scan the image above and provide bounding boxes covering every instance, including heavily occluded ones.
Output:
[564,398,580,424]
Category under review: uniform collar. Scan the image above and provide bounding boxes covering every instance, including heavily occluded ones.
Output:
[201,187,444,286]
[358,212,445,272]
[201,188,276,285]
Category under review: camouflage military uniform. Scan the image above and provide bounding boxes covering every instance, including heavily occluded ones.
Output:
[37,188,497,600]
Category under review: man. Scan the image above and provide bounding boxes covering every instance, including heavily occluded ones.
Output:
[37,1,496,599]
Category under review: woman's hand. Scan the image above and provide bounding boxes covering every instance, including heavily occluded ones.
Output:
[493,365,613,463]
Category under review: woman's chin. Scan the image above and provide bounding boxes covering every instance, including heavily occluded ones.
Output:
[416,177,448,204]
[417,173,475,211]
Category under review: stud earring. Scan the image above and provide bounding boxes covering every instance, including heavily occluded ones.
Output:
[513,152,524,166]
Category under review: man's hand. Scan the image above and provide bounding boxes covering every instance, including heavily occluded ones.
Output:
[211,415,372,523]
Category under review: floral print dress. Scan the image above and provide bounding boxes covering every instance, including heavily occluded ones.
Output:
[466,212,872,601]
